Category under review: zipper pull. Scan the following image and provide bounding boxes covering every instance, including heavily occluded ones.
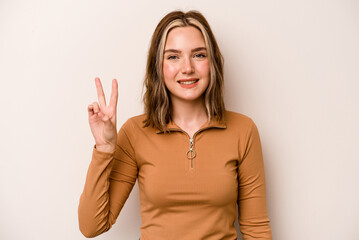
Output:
[186,138,196,169]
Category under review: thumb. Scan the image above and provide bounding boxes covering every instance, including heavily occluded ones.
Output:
[98,112,109,122]
[102,114,110,122]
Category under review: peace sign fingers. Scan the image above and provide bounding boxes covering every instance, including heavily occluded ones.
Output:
[89,77,118,150]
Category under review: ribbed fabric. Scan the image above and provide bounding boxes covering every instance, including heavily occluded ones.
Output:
[78,111,272,239]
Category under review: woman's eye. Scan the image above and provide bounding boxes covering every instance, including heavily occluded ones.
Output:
[195,53,206,58]
[167,55,178,60]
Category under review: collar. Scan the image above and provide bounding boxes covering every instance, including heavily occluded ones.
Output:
[156,118,227,134]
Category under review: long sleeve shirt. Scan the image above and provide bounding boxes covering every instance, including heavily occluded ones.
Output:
[78,110,272,239]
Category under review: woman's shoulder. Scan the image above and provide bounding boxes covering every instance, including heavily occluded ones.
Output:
[122,113,147,129]
[118,114,148,141]
[223,110,261,139]
[127,113,147,123]
[224,110,256,127]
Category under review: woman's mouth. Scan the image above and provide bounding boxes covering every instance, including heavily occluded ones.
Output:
[177,79,199,88]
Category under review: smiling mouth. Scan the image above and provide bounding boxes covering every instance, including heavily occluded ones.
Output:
[177,79,199,85]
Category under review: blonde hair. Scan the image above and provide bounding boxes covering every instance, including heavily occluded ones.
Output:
[143,10,225,131]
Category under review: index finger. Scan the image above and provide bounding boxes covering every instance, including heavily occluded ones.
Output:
[95,77,107,107]
[109,78,118,109]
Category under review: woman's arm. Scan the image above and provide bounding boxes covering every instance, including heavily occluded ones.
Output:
[78,77,137,237]
[78,122,138,238]
[78,75,137,237]
[237,119,272,239]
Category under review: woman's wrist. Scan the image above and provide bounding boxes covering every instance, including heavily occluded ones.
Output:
[95,144,116,153]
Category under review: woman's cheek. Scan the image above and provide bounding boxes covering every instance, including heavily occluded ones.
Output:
[163,61,177,76]
[198,60,210,76]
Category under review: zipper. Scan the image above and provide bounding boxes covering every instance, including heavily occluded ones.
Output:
[167,125,226,171]
[186,138,196,170]
[184,126,215,171]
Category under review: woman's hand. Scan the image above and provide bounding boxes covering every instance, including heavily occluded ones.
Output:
[88,77,118,153]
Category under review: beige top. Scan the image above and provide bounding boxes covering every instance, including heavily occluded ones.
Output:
[78,111,272,239]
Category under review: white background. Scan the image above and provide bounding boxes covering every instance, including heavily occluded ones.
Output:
[0,0,358,239]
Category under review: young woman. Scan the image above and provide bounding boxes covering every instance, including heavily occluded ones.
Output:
[78,10,272,240]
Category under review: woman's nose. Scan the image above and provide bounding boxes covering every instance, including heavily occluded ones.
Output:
[181,57,194,74]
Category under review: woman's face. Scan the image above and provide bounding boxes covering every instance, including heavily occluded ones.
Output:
[163,26,210,103]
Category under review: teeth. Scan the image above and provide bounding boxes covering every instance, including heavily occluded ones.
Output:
[179,80,198,85]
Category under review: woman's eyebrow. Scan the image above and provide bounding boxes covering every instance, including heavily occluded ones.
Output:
[164,47,207,54]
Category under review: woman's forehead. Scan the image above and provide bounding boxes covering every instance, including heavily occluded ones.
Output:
[164,26,206,50]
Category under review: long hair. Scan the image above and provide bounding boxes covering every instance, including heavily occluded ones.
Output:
[142,10,225,131]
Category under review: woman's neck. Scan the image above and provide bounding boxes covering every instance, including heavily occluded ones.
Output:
[170,97,208,138]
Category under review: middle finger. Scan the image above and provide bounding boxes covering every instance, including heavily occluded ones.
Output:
[95,77,107,107]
